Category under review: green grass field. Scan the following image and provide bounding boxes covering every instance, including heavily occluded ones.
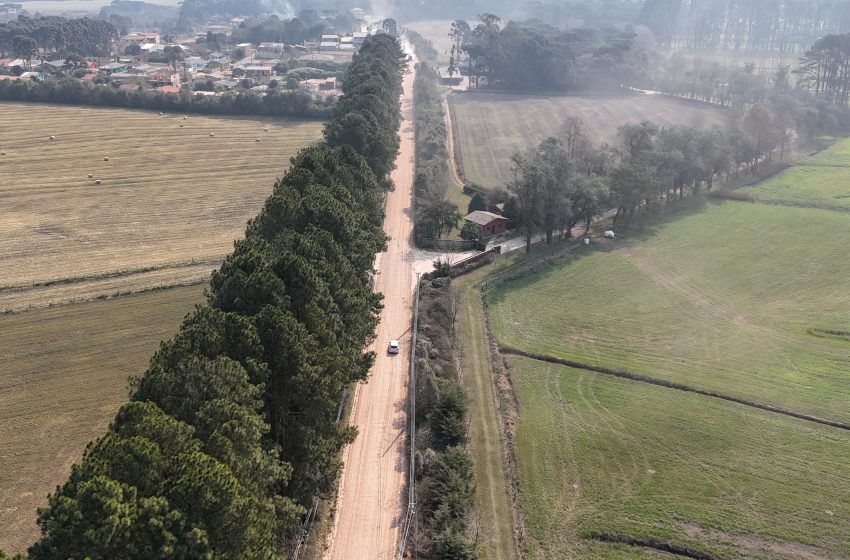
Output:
[488,200,850,423]
[449,93,725,189]
[509,356,850,559]
[0,286,205,554]
[740,138,850,209]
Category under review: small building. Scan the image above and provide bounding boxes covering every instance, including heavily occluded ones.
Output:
[439,67,462,86]
[321,34,340,44]
[236,42,253,56]
[122,32,160,45]
[258,42,286,52]
[184,57,207,71]
[320,41,339,52]
[100,62,130,75]
[205,58,231,72]
[487,202,505,215]
[146,68,180,87]
[242,64,272,79]
[462,211,508,238]
[352,31,368,46]
[42,59,66,74]
[156,85,180,93]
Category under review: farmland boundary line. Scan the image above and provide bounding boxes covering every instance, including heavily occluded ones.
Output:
[500,347,850,431]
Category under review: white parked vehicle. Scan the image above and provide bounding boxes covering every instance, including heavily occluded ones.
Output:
[603,230,616,239]
[388,340,400,354]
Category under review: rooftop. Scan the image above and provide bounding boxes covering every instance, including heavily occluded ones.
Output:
[463,211,507,227]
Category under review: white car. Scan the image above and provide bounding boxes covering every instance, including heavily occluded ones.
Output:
[388,339,401,354]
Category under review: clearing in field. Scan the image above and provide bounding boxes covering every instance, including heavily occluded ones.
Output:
[509,355,850,559]
[489,200,850,423]
[0,285,206,554]
[448,92,726,188]
[739,137,850,210]
[0,103,322,311]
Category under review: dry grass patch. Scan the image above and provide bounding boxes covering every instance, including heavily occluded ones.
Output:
[448,93,725,188]
[0,102,322,310]
[0,285,205,554]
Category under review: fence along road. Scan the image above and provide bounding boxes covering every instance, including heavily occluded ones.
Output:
[323,58,416,559]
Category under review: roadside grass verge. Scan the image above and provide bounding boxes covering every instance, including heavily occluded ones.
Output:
[509,355,850,560]
[455,268,520,560]
[0,285,205,553]
[487,200,850,423]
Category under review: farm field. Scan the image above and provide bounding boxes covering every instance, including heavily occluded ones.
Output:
[448,93,725,188]
[0,102,322,311]
[509,355,850,559]
[488,200,850,423]
[739,137,850,209]
[0,285,205,554]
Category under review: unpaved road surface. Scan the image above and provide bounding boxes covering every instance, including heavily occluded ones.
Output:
[324,61,416,560]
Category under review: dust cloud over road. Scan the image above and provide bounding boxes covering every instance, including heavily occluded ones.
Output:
[323,60,416,560]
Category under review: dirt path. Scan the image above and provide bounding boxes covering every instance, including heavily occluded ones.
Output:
[443,96,467,190]
[323,61,416,560]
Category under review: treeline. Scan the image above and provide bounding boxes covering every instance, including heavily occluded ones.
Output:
[450,15,647,91]
[507,106,807,251]
[14,33,404,559]
[0,76,333,119]
[231,11,358,46]
[799,33,850,106]
[641,0,850,53]
[0,16,116,58]
[651,54,850,136]
[412,273,476,559]
[412,62,460,241]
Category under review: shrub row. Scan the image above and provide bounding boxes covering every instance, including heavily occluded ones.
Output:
[21,33,405,560]
[413,62,461,241]
[0,76,332,119]
[413,275,477,559]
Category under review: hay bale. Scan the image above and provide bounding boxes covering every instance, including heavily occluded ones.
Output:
[263,127,269,132]
[49,135,55,140]
[209,132,215,137]
[94,179,102,185]
[179,124,184,128]
[87,173,94,178]
[255,138,260,142]
[183,116,188,120]
[1,151,5,156]
[159,111,164,116]
[103,156,110,161]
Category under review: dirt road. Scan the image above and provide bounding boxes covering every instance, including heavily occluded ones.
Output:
[323,61,416,560]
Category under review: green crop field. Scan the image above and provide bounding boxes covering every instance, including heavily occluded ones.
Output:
[509,356,850,559]
[0,103,322,311]
[0,285,205,554]
[489,200,850,422]
[739,137,850,209]
[448,93,725,189]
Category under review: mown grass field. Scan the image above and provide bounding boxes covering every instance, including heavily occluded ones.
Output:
[0,285,205,554]
[739,137,850,209]
[448,93,725,188]
[509,356,850,559]
[0,102,322,310]
[489,200,850,422]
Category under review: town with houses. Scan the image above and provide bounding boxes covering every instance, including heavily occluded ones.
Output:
[0,11,375,96]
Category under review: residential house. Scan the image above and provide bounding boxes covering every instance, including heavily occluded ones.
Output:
[185,57,208,71]
[258,42,285,53]
[208,52,228,61]
[320,41,338,52]
[321,34,340,44]
[121,32,160,48]
[462,211,508,238]
[108,72,139,84]
[205,57,231,72]
[236,43,253,56]
[242,64,272,79]
[156,85,180,93]
[352,32,368,48]
[146,68,180,87]
[100,62,130,75]
[214,79,238,89]
[42,59,66,75]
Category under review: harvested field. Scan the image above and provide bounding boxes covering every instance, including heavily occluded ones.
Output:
[509,355,850,559]
[448,93,726,188]
[0,285,205,554]
[0,102,322,310]
[739,137,850,209]
[488,200,850,423]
